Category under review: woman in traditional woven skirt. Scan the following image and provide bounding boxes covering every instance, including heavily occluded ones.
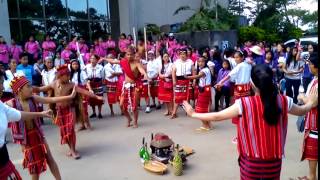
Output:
[147,50,162,109]
[185,56,213,131]
[104,55,123,116]
[158,52,173,116]
[85,54,105,119]
[215,51,252,143]
[0,73,56,180]
[70,59,92,130]
[171,48,195,119]
[298,54,318,180]
[183,65,318,180]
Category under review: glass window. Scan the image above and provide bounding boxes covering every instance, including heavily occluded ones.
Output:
[8,0,18,18]
[88,0,108,20]
[46,20,69,40]
[45,0,67,19]
[69,21,90,40]
[19,0,43,18]
[9,20,21,42]
[90,21,111,40]
[67,0,88,20]
[20,20,46,42]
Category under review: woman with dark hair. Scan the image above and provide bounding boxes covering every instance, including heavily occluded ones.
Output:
[302,44,316,92]
[24,35,41,64]
[214,60,232,111]
[283,47,304,103]
[85,54,104,118]
[42,34,56,59]
[118,33,130,53]
[158,52,174,116]
[182,64,318,180]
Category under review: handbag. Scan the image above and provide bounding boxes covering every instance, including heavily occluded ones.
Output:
[296,115,305,133]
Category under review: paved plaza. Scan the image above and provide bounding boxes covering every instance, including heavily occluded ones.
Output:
[7,103,309,180]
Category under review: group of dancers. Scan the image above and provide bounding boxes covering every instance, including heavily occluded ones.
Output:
[0,32,318,180]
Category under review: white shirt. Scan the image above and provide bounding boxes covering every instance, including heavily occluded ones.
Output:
[54,58,65,68]
[174,59,194,76]
[225,56,237,69]
[71,71,88,86]
[147,59,161,79]
[199,67,212,87]
[3,70,25,92]
[85,64,104,79]
[104,63,122,82]
[306,77,318,96]
[41,68,57,86]
[160,62,173,77]
[0,102,21,147]
[236,96,294,115]
[229,62,252,84]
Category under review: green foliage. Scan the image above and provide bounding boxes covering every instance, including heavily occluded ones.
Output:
[238,26,282,43]
[146,24,161,36]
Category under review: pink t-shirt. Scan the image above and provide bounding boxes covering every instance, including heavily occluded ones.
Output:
[68,41,77,52]
[42,40,56,58]
[25,41,40,55]
[79,43,89,54]
[105,40,116,49]
[94,45,105,58]
[0,44,9,64]
[9,45,23,61]
[118,39,130,53]
[61,49,71,63]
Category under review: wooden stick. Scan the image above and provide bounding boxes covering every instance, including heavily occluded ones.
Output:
[144,27,147,59]
[133,27,137,47]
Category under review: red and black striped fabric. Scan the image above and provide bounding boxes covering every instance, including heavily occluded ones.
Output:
[55,106,76,145]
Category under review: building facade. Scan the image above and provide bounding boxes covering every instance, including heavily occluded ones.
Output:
[0,0,228,43]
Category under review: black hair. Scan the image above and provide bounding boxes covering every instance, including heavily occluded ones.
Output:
[160,51,170,74]
[265,50,274,61]
[120,33,127,39]
[222,60,231,70]
[196,56,211,85]
[0,36,7,44]
[224,48,234,58]
[234,50,246,58]
[286,47,298,67]
[251,64,281,125]
[19,52,29,59]
[277,43,286,55]
[70,60,82,84]
[309,52,318,68]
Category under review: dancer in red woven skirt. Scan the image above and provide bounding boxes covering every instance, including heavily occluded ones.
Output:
[171,48,195,119]
[34,64,103,160]
[298,54,318,180]
[104,55,123,116]
[7,75,78,179]
[0,73,55,180]
[183,64,318,180]
[119,47,149,128]
[158,52,173,116]
[185,56,213,131]
[215,51,252,143]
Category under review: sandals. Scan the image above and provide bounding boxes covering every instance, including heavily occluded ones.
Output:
[170,114,178,119]
[195,127,211,132]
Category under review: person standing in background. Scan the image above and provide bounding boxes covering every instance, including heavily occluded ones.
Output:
[24,35,41,65]
[9,39,23,62]
[0,36,9,68]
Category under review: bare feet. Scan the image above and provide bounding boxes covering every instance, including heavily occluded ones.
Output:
[110,112,115,116]
[66,152,72,157]
[71,152,81,160]
[170,114,177,119]
[164,111,170,116]
[77,126,86,132]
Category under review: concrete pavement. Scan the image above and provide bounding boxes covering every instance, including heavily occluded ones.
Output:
[6,104,310,180]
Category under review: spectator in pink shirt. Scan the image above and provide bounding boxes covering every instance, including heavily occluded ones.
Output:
[127,34,134,46]
[42,34,56,58]
[68,36,78,52]
[93,39,104,58]
[24,35,40,64]
[61,44,72,64]
[9,39,23,62]
[105,35,116,57]
[83,46,95,65]
[98,37,107,57]
[118,33,130,53]
[79,37,89,54]
[0,36,9,66]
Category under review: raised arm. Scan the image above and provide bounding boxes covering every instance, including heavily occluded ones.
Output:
[75,85,103,101]
[183,101,239,121]
[33,86,76,104]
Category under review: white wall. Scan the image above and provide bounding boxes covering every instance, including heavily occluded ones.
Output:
[118,0,229,35]
[0,0,11,42]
